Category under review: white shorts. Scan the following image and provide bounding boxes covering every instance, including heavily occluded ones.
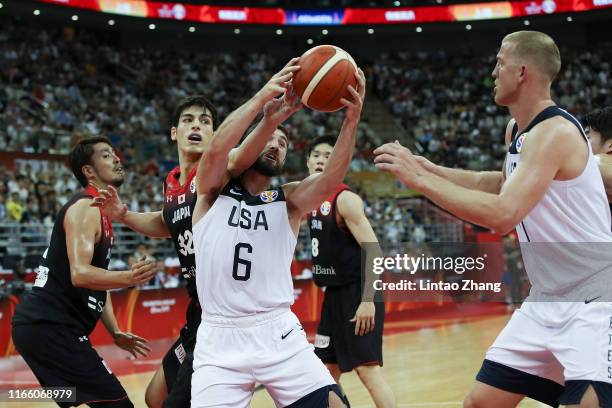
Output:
[486,300,612,385]
[191,308,335,408]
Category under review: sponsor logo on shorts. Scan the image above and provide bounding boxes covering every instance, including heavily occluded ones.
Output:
[174,343,186,364]
[314,334,330,348]
[320,201,331,216]
[260,190,278,203]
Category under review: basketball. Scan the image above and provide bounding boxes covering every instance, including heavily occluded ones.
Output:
[293,45,358,112]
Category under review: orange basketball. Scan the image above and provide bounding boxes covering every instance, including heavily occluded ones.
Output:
[293,45,358,112]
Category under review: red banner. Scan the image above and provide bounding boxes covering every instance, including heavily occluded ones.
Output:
[35,0,612,25]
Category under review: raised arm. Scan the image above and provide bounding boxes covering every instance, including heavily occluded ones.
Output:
[374,117,583,234]
[227,60,302,177]
[66,200,157,290]
[92,185,169,238]
[285,68,365,217]
[413,119,514,194]
[195,59,300,197]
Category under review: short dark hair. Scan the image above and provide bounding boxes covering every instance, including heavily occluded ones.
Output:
[584,107,612,142]
[307,135,336,157]
[242,123,291,145]
[69,136,113,187]
[171,95,218,129]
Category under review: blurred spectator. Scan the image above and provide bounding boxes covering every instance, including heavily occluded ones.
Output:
[6,192,24,221]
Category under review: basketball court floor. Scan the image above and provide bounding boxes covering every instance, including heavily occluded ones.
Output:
[0,306,548,407]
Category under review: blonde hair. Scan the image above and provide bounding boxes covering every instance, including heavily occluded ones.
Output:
[502,31,561,81]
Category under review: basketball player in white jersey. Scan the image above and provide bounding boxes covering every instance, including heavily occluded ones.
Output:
[190,69,365,407]
[374,31,612,408]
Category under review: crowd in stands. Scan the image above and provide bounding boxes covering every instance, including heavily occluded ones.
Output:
[373,47,612,171]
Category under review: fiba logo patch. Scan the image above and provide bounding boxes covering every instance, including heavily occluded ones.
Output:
[260,190,278,203]
[516,134,526,153]
[190,179,196,194]
[320,201,331,216]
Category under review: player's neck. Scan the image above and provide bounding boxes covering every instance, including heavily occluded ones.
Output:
[509,94,555,133]
[178,153,199,185]
[240,170,271,196]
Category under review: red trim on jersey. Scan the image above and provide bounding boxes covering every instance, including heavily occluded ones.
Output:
[165,165,197,196]
[83,185,114,243]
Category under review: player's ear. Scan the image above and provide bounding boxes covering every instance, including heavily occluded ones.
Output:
[605,139,612,155]
[170,127,177,142]
[81,164,96,182]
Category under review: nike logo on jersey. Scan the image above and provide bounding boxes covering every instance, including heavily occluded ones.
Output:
[172,206,191,224]
[585,296,602,304]
[281,329,294,340]
[229,187,242,195]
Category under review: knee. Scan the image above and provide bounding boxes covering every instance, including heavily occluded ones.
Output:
[354,365,377,385]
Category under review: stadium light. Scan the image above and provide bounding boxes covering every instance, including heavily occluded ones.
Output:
[368,28,374,34]
[108,19,115,26]
[322,29,328,35]
[466,24,472,30]
[393,1,400,6]
[234,28,240,34]
[189,26,196,32]
[72,15,78,21]
[416,26,422,33]
[307,38,313,45]
[33,9,40,16]
[149,23,156,30]
[523,20,530,25]
[276,28,283,35]
[566,16,573,22]
[0,3,4,9]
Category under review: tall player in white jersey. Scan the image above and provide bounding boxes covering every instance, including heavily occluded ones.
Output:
[190,68,366,407]
[374,31,612,408]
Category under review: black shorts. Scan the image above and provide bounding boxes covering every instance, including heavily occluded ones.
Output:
[12,323,130,408]
[314,281,384,373]
[161,299,200,408]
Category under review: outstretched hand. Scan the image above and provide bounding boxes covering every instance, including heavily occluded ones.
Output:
[373,141,428,190]
[257,58,301,104]
[341,68,366,123]
[263,84,303,123]
[90,185,127,221]
[113,331,151,358]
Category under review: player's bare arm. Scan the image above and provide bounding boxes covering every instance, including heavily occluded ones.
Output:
[336,190,380,336]
[227,59,302,176]
[101,292,151,358]
[66,199,157,289]
[412,119,515,194]
[92,186,170,238]
[374,117,586,234]
[284,68,365,233]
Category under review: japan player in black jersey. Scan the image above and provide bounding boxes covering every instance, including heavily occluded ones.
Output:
[11,137,157,408]
[585,107,612,203]
[92,59,302,408]
[306,135,396,408]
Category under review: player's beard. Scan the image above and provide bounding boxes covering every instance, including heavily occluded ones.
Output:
[251,155,283,177]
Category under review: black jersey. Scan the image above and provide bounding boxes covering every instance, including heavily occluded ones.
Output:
[307,184,362,287]
[13,186,114,335]
[162,165,198,300]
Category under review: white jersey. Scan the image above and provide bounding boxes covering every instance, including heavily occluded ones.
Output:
[504,106,612,294]
[192,180,296,317]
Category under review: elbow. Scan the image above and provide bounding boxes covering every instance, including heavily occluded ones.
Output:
[70,267,86,288]
[490,203,520,235]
